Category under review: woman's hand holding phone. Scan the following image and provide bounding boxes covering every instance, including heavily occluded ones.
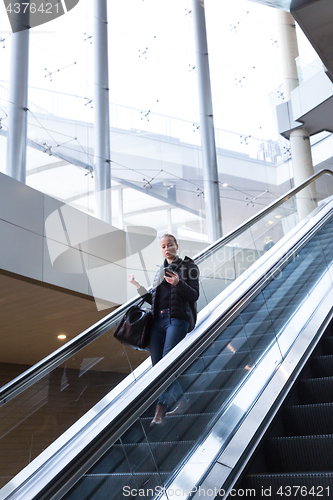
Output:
[164,268,179,286]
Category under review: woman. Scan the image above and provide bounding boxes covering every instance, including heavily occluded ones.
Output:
[128,233,199,425]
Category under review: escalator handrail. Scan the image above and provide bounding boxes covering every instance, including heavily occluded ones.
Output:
[0,168,332,405]
[6,182,333,500]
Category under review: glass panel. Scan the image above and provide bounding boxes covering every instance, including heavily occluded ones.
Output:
[296,54,325,84]
[197,172,333,312]
[0,327,149,488]
[317,216,333,285]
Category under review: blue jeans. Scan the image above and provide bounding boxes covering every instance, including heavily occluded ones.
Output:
[150,310,189,409]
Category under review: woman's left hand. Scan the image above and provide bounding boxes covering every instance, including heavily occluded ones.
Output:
[165,271,179,286]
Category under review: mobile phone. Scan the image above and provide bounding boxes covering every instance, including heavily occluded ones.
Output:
[164,266,176,277]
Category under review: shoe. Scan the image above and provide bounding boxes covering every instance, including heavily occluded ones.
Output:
[165,399,190,416]
[150,404,167,426]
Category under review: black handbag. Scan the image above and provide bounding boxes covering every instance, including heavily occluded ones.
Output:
[113,300,152,350]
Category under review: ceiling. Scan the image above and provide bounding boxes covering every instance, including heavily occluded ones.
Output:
[0,270,148,373]
[291,0,333,82]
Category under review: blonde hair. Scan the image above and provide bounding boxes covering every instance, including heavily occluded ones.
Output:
[159,233,178,245]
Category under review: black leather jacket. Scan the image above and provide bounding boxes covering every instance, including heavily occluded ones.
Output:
[138,256,199,331]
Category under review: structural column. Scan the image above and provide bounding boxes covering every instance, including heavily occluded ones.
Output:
[276,10,316,219]
[192,0,222,243]
[289,128,316,219]
[6,21,30,183]
[276,10,299,99]
[93,0,112,224]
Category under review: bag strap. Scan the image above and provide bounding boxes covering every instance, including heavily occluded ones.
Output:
[125,298,145,318]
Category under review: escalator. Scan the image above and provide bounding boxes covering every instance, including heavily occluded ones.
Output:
[1,170,333,500]
[233,303,333,498]
[60,207,333,500]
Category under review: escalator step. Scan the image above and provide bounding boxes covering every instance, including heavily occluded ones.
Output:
[141,412,214,443]
[91,441,195,475]
[129,441,194,473]
[266,435,333,472]
[243,321,275,338]
[298,377,333,404]
[138,388,219,419]
[202,325,253,357]
[202,337,237,357]
[89,441,132,474]
[225,334,261,352]
[283,403,333,436]
[241,310,272,323]
[179,366,249,393]
[239,332,276,351]
[311,355,333,377]
[202,325,273,359]
[322,337,333,354]
[202,334,245,357]
[245,472,333,499]
[187,348,262,376]
[187,350,249,375]
[185,388,231,414]
[63,472,169,500]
